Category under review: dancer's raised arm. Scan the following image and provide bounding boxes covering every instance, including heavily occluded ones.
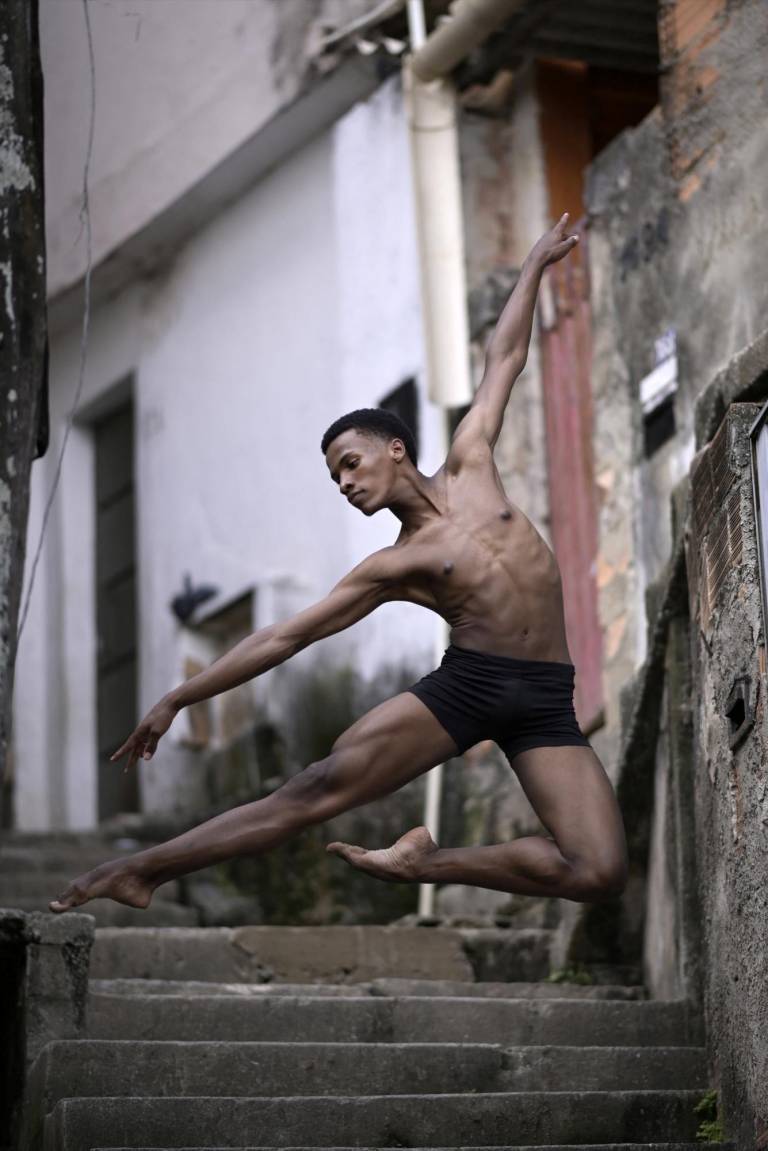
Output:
[447,212,578,462]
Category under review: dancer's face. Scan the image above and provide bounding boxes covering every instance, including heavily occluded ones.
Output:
[325,429,404,515]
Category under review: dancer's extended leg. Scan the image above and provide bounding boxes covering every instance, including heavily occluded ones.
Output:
[48,693,459,913]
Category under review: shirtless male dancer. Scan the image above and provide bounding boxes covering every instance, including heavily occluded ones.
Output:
[50,212,628,915]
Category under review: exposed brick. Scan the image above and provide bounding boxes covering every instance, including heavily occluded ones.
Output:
[678,170,702,203]
[658,0,728,193]
[673,0,726,54]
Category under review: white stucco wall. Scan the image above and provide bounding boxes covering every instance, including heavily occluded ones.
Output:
[40,0,376,296]
[13,74,440,829]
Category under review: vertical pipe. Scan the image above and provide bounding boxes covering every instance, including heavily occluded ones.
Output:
[403,59,473,408]
[406,0,426,48]
[405,0,465,918]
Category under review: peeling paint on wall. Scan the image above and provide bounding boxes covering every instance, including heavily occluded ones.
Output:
[0,54,34,196]
[0,259,14,323]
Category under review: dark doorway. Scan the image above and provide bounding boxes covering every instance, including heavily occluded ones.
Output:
[94,401,139,820]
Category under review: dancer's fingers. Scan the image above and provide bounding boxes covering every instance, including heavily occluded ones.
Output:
[326,841,366,861]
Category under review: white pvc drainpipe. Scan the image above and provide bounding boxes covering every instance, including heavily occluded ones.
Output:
[405,0,469,918]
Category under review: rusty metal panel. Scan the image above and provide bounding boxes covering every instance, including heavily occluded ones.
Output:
[539,227,604,732]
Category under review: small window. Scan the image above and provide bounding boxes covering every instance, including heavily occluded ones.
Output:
[379,378,419,457]
[641,329,678,457]
[644,394,676,457]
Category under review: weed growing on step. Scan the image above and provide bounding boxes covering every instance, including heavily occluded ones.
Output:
[545,963,594,984]
[694,1088,724,1141]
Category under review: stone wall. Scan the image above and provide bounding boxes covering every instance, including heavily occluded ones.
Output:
[586,0,768,776]
[575,2,768,1140]
[685,402,768,1146]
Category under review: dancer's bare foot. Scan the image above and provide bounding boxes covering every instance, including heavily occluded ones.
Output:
[326,825,439,883]
[49,858,154,914]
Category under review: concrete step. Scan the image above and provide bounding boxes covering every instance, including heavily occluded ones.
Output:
[2,898,199,927]
[86,1146,734,1151]
[42,1090,708,1150]
[0,872,181,902]
[27,1039,708,1107]
[89,926,553,984]
[87,992,702,1045]
[88,977,647,1000]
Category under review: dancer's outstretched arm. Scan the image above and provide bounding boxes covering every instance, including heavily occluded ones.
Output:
[447,212,578,462]
[110,548,399,770]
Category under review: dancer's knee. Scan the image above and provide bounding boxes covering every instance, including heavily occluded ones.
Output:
[568,855,628,903]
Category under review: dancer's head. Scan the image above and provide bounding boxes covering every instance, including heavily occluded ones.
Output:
[321,408,418,515]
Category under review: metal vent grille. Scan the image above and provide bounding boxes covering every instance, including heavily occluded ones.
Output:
[689,412,744,634]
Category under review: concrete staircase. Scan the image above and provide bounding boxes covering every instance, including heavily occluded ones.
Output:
[18,923,729,1151]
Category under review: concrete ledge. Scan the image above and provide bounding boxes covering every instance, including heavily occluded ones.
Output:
[87,1146,734,1151]
[90,925,476,984]
[87,976,645,999]
[0,909,94,1147]
[89,925,555,985]
[694,324,768,448]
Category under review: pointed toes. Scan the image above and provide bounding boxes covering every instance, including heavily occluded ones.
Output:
[49,886,83,913]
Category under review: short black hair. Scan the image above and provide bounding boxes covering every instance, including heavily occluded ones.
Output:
[321,408,418,466]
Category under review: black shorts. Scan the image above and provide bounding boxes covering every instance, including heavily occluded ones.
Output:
[406,642,592,764]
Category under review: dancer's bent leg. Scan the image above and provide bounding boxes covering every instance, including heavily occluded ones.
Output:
[329,744,629,904]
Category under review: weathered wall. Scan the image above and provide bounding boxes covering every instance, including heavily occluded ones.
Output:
[587,108,684,767]
[581,3,768,1137]
[587,0,768,772]
[686,403,768,1146]
[40,0,375,298]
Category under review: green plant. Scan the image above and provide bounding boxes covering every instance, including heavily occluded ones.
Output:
[546,963,594,985]
[694,1089,724,1142]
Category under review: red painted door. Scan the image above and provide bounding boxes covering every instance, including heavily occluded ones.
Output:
[539,227,604,733]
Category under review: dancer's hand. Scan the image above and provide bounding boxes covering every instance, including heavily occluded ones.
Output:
[110,698,177,771]
[528,212,579,269]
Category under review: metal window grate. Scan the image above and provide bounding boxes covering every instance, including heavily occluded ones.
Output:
[689,411,744,635]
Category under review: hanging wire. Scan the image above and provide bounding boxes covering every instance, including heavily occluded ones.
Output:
[16,0,96,646]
